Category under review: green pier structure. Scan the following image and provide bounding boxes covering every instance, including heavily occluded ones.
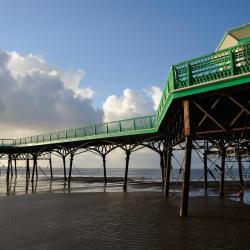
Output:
[1,24,250,216]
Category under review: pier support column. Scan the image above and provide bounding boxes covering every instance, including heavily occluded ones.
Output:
[102,155,107,186]
[123,151,131,191]
[180,136,192,217]
[14,158,17,177]
[68,154,74,184]
[180,99,192,217]
[204,151,208,191]
[49,155,53,180]
[219,146,226,197]
[6,155,11,180]
[10,157,13,177]
[164,146,172,197]
[26,158,30,180]
[237,154,244,187]
[62,155,67,181]
[159,152,164,187]
[31,155,37,182]
[35,158,38,179]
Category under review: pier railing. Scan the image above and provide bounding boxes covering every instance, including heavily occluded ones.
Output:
[0,139,15,147]
[13,115,157,145]
[157,42,250,121]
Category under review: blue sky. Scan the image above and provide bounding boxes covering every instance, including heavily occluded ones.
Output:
[0,0,249,107]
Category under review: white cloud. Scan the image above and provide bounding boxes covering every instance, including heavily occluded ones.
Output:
[0,50,103,137]
[74,86,94,99]
[102,88,155,122]
[145,86,162,110]
[6,51,93,100]
[0,49,162,140]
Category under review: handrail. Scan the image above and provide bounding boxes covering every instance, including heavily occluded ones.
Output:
[0,139,15,147]
[13,115,157,146]
[156,42,250,122]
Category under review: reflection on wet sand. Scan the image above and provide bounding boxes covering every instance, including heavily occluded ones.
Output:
[1,174,250,207]
[6,177,17,195]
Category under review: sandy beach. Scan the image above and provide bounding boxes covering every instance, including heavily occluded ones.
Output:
[0,190,249,249]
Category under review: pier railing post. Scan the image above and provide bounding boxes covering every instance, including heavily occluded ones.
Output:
[123,150,131,191]
[102,155,107,186]
[180,99,192,217]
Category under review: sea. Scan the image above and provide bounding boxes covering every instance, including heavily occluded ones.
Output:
[1,166,250,199]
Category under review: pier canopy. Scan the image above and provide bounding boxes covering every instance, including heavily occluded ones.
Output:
[216,23,250,51]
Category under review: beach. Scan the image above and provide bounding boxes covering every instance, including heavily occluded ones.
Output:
[0,191,249,249]
[0,173,249,249]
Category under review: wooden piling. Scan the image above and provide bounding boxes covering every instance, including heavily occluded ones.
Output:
[180,100,192,217]
[219,146,226,197]
[180,136,192,217]
[102,155,107,186]
[123,151,131,191]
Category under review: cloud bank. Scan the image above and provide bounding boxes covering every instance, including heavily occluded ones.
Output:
[0,50,162,138]
[0,51,103,137]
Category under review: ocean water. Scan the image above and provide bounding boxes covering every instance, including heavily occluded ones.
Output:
[0,166,250,202]
[1,166,250,182]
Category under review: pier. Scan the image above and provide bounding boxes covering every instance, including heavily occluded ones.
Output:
[0,24,249,217]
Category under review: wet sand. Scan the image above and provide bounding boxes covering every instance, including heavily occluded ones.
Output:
[0,192,250,249]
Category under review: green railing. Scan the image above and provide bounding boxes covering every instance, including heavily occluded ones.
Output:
[156,42,250,121]
[0,139,15,147]
[14,115,157,145]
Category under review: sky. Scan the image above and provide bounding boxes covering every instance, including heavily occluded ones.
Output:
[0,0,249,169]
